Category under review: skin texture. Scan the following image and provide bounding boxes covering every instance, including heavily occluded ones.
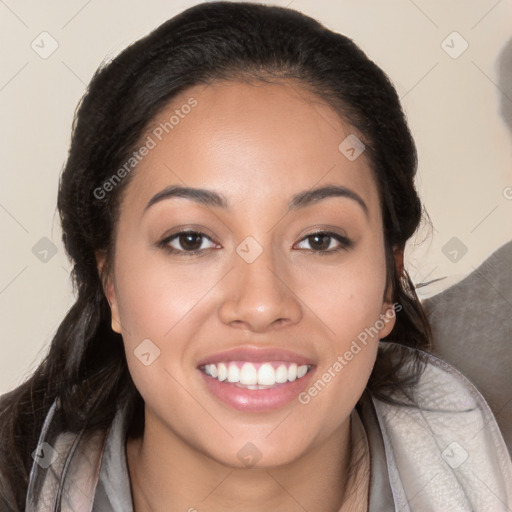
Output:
[97,79,397,511]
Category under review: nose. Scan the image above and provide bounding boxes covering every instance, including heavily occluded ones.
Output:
[218,247,303,332]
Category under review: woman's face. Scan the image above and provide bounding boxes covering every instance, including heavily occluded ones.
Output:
[100,79,396,468]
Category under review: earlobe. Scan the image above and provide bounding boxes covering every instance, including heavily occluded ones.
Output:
[95,250,122,334]
[106,283,122,334]
[379,246,403,338]
[378,301,396,339]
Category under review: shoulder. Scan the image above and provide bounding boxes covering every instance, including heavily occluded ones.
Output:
[372,342,512,511]
[25,399,109,511]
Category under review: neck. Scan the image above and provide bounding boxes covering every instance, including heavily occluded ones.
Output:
[126,408,369,512]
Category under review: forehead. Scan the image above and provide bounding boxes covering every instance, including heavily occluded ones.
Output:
[121,79,380,220]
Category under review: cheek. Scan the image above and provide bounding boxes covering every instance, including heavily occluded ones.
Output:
[113,243,218,340]
[111,244,198,382]
[296,248,388,346]
[293,242,388,413]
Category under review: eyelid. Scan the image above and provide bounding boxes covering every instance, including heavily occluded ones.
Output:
[294,230,353,253]
[159,224,219,242]
[157,228,222,255]
[294,224,352,244]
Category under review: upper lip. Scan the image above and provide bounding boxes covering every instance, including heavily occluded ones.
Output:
[196,346,315,367]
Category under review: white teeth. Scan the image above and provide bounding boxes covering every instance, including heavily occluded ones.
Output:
[227,364,240,383]
[297,365,308,378]
[288,363,298,382]
[258,363,276,386]
[208,364,218,378]
[239,363,258,385]
[275,364,288,383]
[217,362,227,381]
[202,361,311,386]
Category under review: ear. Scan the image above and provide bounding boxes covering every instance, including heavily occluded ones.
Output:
[378,246,404,338]
[95,250,122,334]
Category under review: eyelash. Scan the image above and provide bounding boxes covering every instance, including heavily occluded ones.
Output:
[157,229,353,256]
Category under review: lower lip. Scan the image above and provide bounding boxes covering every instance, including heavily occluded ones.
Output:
[198,367,316,412]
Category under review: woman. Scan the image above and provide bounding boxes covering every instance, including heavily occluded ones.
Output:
[1,2,511,510]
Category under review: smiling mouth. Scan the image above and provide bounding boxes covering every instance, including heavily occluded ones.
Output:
[199,361,313,389]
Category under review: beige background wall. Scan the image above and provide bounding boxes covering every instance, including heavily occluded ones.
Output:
[1,0,511,394]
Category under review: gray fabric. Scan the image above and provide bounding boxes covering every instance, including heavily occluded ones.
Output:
[424,239,512,454]
[92,404,134,512]
[356,391,395,511]
[25,399,106,512]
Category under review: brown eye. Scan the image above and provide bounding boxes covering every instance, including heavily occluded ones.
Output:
[295,231,352,254]
[160,230,218,254]
[307,234,332,251]
[178,232,204,251]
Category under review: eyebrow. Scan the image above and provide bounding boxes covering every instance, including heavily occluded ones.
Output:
[143,184,368,216]
[144,185,228,212]
[288,184,368,215]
